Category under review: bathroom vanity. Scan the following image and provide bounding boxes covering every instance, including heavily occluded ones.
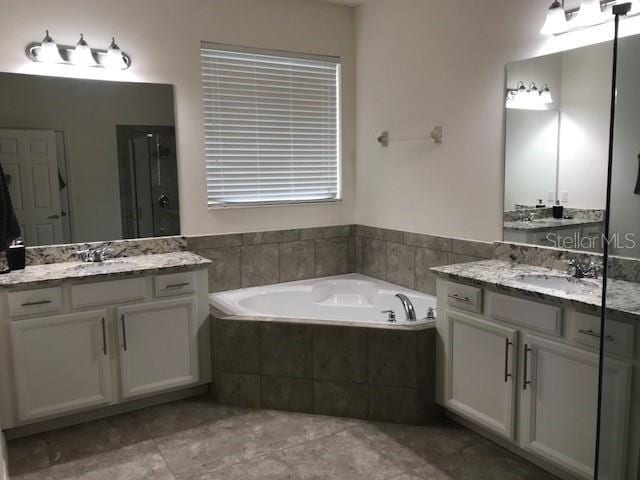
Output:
[432,260,637,480]
[0,251,211,431]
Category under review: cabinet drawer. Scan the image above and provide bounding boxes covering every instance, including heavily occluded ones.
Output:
[489,293,562,336]
[9,287,63,317]
[155,271,196,298]
[71,277,146,308]
[572,312,634,357]
[446,282,482,313]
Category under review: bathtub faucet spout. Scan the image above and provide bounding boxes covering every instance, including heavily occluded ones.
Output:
[395,294,416,321]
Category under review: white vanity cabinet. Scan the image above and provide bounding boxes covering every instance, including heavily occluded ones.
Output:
[117,297,198,399]
[436,278,633,480]
[445,311,517,439]
[9,310,114,422]
[0,267,210,430]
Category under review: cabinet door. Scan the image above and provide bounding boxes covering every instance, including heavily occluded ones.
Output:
[117,297,198,399]
[519,334,600,479]
[445,311,517,439]
[10,310,113,422]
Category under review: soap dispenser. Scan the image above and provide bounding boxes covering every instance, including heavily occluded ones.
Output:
[552,200,564,219]
[7,238,25,271]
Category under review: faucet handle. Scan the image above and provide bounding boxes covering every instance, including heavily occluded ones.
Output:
[381,310,396,322]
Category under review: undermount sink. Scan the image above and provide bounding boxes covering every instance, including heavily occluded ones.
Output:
[514,274,601,294]
[68,259,139,271]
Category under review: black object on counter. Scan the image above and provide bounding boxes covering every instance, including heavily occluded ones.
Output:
[7,239,25,270]
[552,202,564,219]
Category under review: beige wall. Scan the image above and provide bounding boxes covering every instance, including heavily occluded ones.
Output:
[352,0,622,242]
[0,0,356,237]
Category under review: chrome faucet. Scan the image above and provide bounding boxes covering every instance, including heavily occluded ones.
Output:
[519,211,537,223]
[395,293,417,321]
[565,259,603,279]
[75,246,114,263]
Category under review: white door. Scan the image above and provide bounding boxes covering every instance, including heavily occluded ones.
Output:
[519,334,600,480]
[10,310,113,423]
[117,297,198,399]
[445,311,518,439]
[0,129,63,246]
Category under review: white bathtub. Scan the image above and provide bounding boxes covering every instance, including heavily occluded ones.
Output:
[209,274,436,329]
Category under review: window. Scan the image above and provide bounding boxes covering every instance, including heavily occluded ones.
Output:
[200,42,341,207]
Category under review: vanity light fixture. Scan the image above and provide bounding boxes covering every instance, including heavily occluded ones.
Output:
[26,31,131,70]
[37,30,64,64]
[541,0,638,35]
[71,34,96,67]
[540,1,569,35]
[505,81,551,110]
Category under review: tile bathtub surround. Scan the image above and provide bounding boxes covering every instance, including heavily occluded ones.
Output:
[7,396,557,480]
[211,317,440,425]
[25,236,187,266]
[353,225,495,296]
[188,225,354,292]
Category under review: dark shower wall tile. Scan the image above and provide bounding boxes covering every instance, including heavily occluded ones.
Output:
[240,244,280,287]
[360,237,387,280]
[386,242,416,289]
[404,231,453,252]
[315,238,350,277]
[212,372,261,408]
[187,233,243,251]
[197,246,241,292]
[414,247,448,295]
[261,376,313,413]
[451,238,494,259]
[212,318,260,374]
[242,229,301,245]
[300,225,353,240]
[279,241,315,282]
[368,329,417,388]
[314,381,369,419]
[260,323,313,378]
[313,326,367,383]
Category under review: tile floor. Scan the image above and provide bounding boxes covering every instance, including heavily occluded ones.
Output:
[7,396,558,480]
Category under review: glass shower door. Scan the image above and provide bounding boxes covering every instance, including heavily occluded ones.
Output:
[597,19,640,480]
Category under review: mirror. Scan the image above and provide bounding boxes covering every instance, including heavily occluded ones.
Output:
[0,73,179,247]
[503,42,611,252]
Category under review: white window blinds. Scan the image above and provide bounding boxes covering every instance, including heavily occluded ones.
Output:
[200,43,341,206]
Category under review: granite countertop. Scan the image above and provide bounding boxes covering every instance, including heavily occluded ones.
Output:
[430,259,640,320]
[0,252,211,289]
[503,217,603,232]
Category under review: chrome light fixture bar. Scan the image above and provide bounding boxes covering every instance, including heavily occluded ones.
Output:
[26,31,131,69]
[505,81,553,110]
[540,0,638,35]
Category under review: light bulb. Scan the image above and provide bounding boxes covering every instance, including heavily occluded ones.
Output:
[540,0,569,35]
[540,84,553,104]
[72,34,96,67]
[575,0,603,27]
[527,82,540,102]
[38,30,63,64]
[104,37,127,70]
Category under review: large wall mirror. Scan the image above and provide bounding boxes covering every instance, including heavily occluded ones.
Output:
[503,42,612,253]
[0,73,179,247]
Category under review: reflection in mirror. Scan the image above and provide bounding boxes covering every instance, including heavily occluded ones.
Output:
[503,42,611,253]
[0,73,179,247]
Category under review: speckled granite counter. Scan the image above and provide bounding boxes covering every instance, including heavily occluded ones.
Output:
[0,252,211,289]
[503,218,603,232]
[431,259,640,320]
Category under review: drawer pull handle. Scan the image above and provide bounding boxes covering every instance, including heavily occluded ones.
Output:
[121,314,128,351]
[448,293,470,303]
[578,329,615,342]
[101,318,107,356]
[20,300,52,307]
[504,338,513,383]
[165,282,190,289]
[523,344,532,390]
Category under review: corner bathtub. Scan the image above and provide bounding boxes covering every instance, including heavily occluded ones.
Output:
[209,273,436,329]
